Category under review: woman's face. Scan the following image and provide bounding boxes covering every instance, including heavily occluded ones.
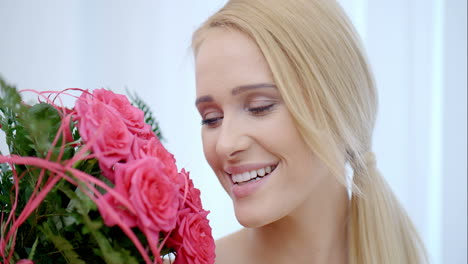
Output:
[195,28,331,227]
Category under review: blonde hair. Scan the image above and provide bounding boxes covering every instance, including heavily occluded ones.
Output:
[192,0,428,263]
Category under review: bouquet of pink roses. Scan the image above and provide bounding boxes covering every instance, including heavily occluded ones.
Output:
[0,77,215,264]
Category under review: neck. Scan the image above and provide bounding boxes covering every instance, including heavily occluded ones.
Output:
[247,180,350,264]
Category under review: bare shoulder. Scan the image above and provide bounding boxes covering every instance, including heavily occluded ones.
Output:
[215,228,250,264]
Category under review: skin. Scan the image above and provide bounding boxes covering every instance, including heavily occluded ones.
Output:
[195,28,349,264]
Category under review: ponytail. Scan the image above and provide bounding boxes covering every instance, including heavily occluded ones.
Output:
[348,152,428,264]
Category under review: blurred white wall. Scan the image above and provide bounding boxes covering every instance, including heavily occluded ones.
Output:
[0,1,466,263]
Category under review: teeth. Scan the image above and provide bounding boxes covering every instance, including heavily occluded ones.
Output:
[231,165,276,183]
[242,172,250,182]
[257,168,265,176]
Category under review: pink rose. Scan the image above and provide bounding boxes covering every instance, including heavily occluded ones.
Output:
[178,169,202,211]
[130,137,179,182]
[96,189,137,228]
[114,157,179,233]
[93,89,154,138]
[75,92,133,181]
[172,210,215,264]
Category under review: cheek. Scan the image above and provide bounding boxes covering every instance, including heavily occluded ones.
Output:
[202,130,231,194]
[201,130,219,170]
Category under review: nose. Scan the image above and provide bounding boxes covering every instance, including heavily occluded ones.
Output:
[215,114,250,160]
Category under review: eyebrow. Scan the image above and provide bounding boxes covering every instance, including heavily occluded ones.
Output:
[195,83,277,106]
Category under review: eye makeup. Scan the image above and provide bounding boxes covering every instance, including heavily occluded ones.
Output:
[197,83,281,127]
[246,103,276,115]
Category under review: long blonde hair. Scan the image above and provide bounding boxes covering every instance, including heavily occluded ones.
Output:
[192,0,428,263]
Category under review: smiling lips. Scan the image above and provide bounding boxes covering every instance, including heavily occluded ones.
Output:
[228,164,278,184]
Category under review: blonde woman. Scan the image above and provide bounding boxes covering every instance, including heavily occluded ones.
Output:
[192,0,428,263]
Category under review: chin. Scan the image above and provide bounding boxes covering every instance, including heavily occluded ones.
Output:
[233,201,279,228]
[235,213,265,228]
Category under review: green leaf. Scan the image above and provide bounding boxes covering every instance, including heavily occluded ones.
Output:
[0,163,13,210]
[85,219,139,264]
[0,76,22,107]
[58,183,140,264]
[18,103,62,158]
[39,221,86,264]
[0,77,35,158]
[0,77,67,162]
[27,236,39,260]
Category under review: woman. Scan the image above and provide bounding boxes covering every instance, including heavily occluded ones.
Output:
[192,0,428,263]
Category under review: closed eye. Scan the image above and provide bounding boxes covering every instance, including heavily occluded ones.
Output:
[247,104,276,115]
[200,103,276,127]
[201,117,223,127]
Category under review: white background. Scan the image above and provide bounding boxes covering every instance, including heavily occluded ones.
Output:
[0,1,466,263]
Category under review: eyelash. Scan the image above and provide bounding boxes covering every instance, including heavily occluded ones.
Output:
[247,104,275,114]
[201,117,222,126]
[201,104,276,126]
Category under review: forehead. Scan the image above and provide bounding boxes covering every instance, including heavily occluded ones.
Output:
[195,28,273,95]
